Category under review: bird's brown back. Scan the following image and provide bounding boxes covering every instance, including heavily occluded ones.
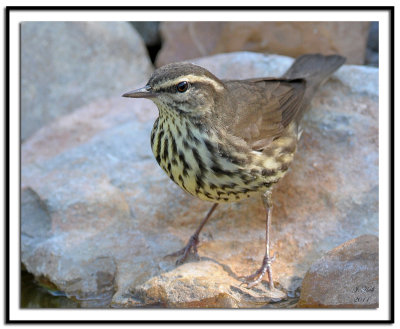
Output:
[220,54,346,152]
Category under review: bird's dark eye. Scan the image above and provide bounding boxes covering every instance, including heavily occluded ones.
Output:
[176,81,189,93]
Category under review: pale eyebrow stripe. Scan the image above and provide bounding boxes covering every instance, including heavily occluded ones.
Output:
[154,75,225,92]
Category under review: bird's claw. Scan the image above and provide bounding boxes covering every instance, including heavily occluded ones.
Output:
[239,252,276,289]
[165,234,200,265]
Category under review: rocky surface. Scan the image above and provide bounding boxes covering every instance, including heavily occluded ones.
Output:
[21,52,378,308]
[156,22,370,67]
[298,235,379,308]
[21,22,153,141]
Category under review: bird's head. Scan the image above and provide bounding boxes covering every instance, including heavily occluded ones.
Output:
[123,62,225,117]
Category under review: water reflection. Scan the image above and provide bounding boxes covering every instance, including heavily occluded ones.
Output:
[21,271,79,308]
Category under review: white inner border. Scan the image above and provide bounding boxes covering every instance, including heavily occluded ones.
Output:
[7,8,391,323]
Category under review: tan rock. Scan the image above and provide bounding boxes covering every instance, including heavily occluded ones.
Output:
[133,261,285,308]
[298,235,379,308]
[156,22,370,67]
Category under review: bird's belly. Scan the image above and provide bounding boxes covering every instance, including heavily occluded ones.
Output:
[167,162,266,203]
[159,156,266,203]
[151,118,295,203]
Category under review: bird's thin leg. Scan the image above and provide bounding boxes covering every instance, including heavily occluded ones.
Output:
[240,191,275,289]
[166,203,218,265]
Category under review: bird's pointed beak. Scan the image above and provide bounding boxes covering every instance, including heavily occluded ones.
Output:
[122,85,156,99]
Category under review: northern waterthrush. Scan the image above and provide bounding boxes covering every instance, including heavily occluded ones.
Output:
[123,54,345,289]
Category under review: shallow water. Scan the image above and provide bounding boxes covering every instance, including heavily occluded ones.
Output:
[21,271,79,308]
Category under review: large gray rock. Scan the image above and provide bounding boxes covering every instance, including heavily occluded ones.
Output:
[21,22,153,141]
[21,52,378,308]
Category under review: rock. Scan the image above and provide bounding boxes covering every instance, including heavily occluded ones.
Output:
[156,22,370,67]
[21,52,378,308]
[133,261,285,308]
[298,235,379,308]
[21,22,153,141]
[21,188,52,240]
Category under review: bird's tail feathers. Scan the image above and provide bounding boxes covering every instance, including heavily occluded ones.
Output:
[283,54,346,87]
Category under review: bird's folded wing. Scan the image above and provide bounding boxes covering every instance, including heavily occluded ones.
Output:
[223,78,306,151]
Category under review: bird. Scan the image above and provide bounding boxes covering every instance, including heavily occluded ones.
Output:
[123,54,346,289]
